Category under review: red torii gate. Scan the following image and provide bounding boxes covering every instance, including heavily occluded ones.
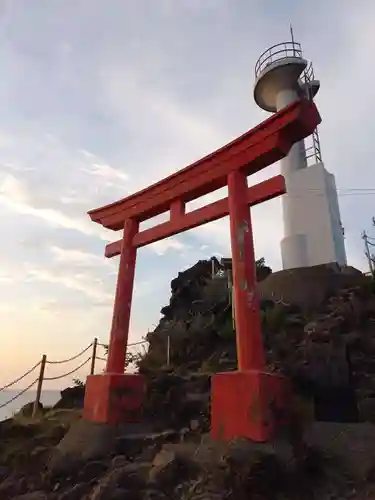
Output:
[83,98,321,442]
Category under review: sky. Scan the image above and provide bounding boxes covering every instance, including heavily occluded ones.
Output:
[0,0,375,389]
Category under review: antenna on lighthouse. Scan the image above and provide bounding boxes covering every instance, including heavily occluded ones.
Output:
[290,24,296,55]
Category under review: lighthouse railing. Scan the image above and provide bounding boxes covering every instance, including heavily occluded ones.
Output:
[255,41,303,78]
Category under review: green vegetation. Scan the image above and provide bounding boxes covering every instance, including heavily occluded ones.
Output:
[261,303,287,331]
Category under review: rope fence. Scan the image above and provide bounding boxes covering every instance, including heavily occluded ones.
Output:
[0,337,149,417]
[0,379,38,410]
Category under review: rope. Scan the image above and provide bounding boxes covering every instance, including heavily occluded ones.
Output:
[0,360,41,393]
[0,339,148,400]
[95,352,142,363]
[44,357,91,381]
[45,343,93,364]
[0,378,38,410]
[97,340,147,348]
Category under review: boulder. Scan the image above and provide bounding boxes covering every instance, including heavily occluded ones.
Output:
[17,401,43,417]
[303,422,375,480]
[53,386,85,410]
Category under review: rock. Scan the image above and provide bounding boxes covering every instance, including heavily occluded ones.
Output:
[48,420,117,477]
[149,449,179,484]
[259,264,366,310]
[175,478,225,499]
[89,469,124,500]
[303,422,375,479]
[142,489,168,500]
[304,322,318,334]
[179,427,190,441]
[148,443,202,489]
[359,397,375,422]
[111,455,128,469]
[121,462,151,483]
[45,425,68,443]
[0,465,10,481]
[89,465,146,500]
[107,488,139,500]
[115,430,178,457]
[16,401,43,418]
[12,493,47,500]
[54,386,85,410]
[78,460,107,482]
[27,401,44,417]
[162,440,214,465]
[30,446,51,461]
[58,483,90,500]
[0,475,28,498]
[189,419,200,432]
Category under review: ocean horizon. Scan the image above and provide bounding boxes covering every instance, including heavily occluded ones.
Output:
[0,390,61,421]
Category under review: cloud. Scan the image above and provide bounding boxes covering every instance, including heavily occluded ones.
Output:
[80,150,130,189]
[0,172,30,202]
[49,245,114,269]
[149,238,189,256]
[0,171,115,242]
[26,266,113,303]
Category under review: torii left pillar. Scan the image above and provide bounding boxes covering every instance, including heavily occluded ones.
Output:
[83,219,146,424]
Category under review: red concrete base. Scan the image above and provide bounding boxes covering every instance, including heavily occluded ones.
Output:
[83,373,146,425]
[211,370,292,442]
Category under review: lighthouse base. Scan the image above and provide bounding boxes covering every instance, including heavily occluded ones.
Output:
[281,162,347,270]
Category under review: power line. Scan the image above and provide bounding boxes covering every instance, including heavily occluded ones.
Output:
[286,188,375,197]
[253,187,375,199]
[288,187,375,192]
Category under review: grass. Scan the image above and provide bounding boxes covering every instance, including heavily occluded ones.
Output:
[13,407,82,425]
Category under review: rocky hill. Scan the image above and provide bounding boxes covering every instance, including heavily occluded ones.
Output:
[1,258,375,499]
[140,259,375,420]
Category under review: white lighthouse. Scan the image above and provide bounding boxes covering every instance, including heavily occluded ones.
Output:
[253,34,347,270]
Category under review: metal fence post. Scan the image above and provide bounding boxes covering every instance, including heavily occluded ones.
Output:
[90,338,98,375]
[167,334,171,366]
[32,354,46,417]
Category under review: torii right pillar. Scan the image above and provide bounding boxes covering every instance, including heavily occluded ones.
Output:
[210,169,291,442]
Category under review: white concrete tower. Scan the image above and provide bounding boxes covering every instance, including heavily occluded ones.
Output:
[253,35,347,269]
